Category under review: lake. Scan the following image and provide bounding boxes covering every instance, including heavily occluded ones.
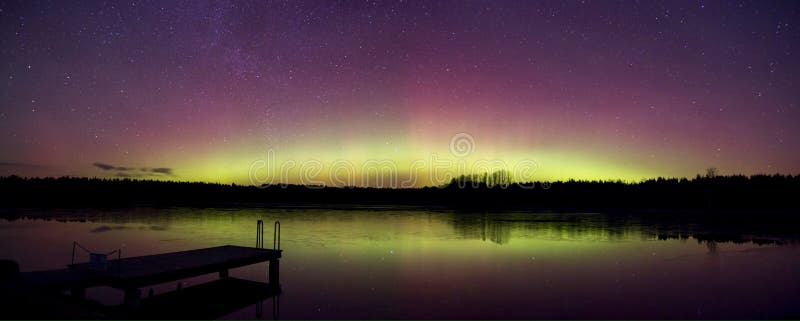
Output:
[1,207,799,319]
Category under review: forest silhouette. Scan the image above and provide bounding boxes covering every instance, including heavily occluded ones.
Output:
[1,171,798,210]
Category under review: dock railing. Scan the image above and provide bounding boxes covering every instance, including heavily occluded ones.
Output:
[71,241,122,272]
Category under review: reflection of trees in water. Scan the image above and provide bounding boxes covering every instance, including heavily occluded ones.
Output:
[448,212,800,247]
[0,207,271,235]
[706,241,718,254]
[450,214,513,244]
[4,207,283,224]
[4,208,799,248]
[448,213,644,245]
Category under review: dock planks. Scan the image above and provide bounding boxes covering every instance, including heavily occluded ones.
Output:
[20,245,281,290]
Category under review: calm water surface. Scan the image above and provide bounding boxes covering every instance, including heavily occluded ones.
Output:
[1,207,799,319]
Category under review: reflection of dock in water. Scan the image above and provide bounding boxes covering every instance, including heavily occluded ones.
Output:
[124,277,280,319]
[2,220,282,319]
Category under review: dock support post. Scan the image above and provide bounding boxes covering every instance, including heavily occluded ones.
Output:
[219,269,229,279]
[273,294,280,320]
[123,288,141,307]
[268,259,280,288]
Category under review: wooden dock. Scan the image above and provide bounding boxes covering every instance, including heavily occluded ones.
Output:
[19,245,282,306]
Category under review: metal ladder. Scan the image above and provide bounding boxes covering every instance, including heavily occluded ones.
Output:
[256,220,280,250]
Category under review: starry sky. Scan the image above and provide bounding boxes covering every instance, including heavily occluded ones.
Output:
[0,0,798,186]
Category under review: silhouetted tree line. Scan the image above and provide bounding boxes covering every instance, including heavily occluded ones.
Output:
[0,173,798,210]
[449,169,515,188]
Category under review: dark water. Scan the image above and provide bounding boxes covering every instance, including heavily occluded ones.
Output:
[1,207,799,319]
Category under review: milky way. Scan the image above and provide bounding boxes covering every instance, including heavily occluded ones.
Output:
[1,1,798,185]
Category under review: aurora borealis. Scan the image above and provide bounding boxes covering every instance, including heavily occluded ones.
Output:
[1,1,798,186]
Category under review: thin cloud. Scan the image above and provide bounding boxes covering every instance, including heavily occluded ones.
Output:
[93,162,117,171]
[150,168,173,175]
[1,162,49,169]
[93,162,175,177]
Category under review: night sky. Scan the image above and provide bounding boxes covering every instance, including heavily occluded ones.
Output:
[1,1,799,186]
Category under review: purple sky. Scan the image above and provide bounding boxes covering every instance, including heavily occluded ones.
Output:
[1,1,798,184]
